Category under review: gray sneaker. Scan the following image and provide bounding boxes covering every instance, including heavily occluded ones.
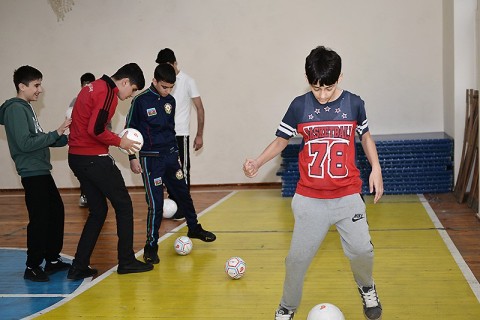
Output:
[274,306,294,320]
[358,284,382,320]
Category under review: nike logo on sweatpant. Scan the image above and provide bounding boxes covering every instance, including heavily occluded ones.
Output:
[352,213,365,222]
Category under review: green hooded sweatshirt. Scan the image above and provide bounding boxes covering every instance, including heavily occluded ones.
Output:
[0,97,68,177]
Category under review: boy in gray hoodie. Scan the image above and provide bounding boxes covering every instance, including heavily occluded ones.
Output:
[0,65,72,282]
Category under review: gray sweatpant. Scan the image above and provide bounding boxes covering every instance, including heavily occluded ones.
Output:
[280,193,375,311]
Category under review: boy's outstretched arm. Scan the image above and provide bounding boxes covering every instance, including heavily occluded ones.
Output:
[243,137,289,178]
[360,132,383,203]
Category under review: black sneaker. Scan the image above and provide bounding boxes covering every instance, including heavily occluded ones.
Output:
[44,257,71,275]
[143,244,160,264]
[275,305,295,319]
[358,284,382,320]
[67,266,98,281]
[171,211,185,221]
[24,266,49,282]
[187,224,216,242]
[117,259,154,275]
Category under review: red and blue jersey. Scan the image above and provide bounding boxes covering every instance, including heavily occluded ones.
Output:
[276,90,369,199]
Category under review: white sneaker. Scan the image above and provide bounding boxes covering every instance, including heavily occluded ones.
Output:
[275,306,294,320]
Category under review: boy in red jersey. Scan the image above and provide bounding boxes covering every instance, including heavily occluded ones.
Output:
[67,63,153,280]
[243,46,384,320]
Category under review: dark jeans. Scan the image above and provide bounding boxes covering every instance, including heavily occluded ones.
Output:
[21,174,64,268]
[68,154,136,268]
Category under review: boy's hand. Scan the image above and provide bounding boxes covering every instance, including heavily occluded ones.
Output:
[243,159,259,178]
[129,158,142,174]
[369,167,384,203]
[57,118,72,135]
[193,135,203,151]
[120,134,141,154]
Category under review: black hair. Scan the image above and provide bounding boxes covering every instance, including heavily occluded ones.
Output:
[305,46,342,86]
[80,72,95,86]
[111,63,145,90]
[154,63,176,84]
[13,65,42,93]
[155,48,176,64]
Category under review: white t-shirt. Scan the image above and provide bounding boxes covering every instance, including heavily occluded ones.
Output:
[172,70,200,136]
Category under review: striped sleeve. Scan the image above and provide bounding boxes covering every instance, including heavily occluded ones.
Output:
[355,99,369,138]
[275,99,299,139]
[93,84,115,136]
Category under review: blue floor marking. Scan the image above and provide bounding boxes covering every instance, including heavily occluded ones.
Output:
[0,248,82,320]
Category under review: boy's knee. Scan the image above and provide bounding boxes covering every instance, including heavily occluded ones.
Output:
[344,242,374,260]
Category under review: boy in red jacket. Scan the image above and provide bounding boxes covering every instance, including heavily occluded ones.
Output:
[67,63,153,280]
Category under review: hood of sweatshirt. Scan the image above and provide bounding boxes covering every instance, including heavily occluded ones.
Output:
[0,97,30,125]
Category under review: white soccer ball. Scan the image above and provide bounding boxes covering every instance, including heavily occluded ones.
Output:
[118,128,144,155]
[307,303,345,320]
[174,236,193,255]
[163,199,178,218]
[225,257,246,280]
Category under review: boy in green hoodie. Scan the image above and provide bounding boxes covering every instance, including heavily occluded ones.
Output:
[0,65,72,282]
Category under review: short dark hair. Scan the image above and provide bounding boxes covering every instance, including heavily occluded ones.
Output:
[13,65,42,93]
[154,63,176,84]
[305,46,342,86]
[155,48,176,64]
[80,72,95,86]
[111,63,145,90]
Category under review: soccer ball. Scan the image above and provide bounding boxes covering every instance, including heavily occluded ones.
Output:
[307,303,345,320]
[174,236,193,255]
[225,257,246,279]
[118,128,144,155]
[163,199,178,218]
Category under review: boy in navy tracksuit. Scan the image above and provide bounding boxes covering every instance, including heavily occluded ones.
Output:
[126,63,216,264]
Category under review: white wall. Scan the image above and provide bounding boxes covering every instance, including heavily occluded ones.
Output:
[0,0,449,188]
[443,0,455,138]
[452,0,478,182]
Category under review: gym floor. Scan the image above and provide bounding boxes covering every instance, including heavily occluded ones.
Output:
[1,187,479,319]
